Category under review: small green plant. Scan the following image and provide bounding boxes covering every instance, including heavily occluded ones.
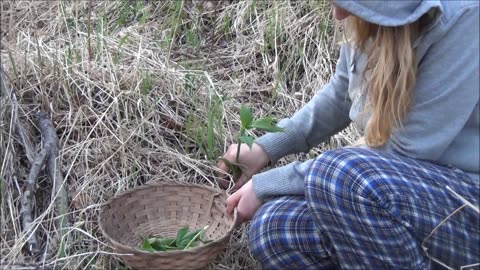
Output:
[140,226,211,252]
[221,12,232,39]
[185,28,200,47]
[162,0,184,50]
[183,74,225,161]
[220,105,283,179]
[113,34,129,64]
[116,0,132,26]
[140,72,152,95]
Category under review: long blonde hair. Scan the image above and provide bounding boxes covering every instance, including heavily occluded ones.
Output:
[345,16,423,147]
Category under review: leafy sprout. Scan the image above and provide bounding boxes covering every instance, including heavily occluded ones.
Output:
[140,225,211,252]
[219,105,283,180]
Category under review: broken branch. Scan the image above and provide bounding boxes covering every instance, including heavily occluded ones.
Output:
[20,149,47,255]
[35,111,70,257]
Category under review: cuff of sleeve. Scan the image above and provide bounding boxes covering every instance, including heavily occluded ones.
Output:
[252,160,313,200]
[254,119,308,164]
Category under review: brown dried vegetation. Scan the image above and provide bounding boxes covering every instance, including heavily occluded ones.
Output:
[0,1,358,269]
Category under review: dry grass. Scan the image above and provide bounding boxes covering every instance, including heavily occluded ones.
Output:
[0,0,359,269]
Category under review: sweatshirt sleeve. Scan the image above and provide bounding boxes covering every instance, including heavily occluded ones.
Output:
[252,45,352,200]
[377,4,479,165]
[255,44,352,164]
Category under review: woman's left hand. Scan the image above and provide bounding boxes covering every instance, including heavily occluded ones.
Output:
[226,180,263,224]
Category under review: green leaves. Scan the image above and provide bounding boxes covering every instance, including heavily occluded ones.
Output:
[239,105,283,133]
[239,135,254,148]
[238,105,283,150]
[239,105,254,129]
[140,226,210,252]
[175,226,189,247]
[142,237,177,252]
[251,116,284,133]
[219,104,284,181]
[141,239,156,252]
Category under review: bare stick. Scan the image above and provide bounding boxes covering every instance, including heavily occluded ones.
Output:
[35,111,70,256]
[2,65,35,163]
[2,65,46,258]
[421,203,467,270]
[446,185,480,213]
[87,0,93,61]
[14,120,35,164]
[0,263,41,270]
[20,149,47,255]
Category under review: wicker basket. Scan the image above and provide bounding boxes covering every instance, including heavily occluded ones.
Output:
[99,182,237,270]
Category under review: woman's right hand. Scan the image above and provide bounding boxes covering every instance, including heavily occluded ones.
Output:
[216,143,270,190]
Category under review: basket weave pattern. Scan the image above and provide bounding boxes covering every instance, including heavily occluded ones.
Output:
[99,182,236,270]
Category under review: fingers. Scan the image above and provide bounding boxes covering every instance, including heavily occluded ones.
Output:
[216,145,238,189]
[226,191,241,216]
[216,145,238,176]
[229,193,246,225]
[226,181,264,225]
[216,159,231,189]
[233,174,249,191]
[215,159,229,175]
[217,178,231,190]
[218,173,249,191]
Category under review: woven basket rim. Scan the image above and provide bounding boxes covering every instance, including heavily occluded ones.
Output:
[99,181,238,256]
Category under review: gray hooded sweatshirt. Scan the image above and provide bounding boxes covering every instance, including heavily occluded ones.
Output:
[253,0,479,200]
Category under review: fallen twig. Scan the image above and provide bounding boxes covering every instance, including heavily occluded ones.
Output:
[446,185,480,213]
[35,111,70,258]
[422,186,480,270]
[15,119,35,164]
[0,263,41,270]
[87,0,93,61]
[2,65,43,256]
[20,149,47,256]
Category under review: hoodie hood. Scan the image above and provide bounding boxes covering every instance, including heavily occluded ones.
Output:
[333,0,443,27]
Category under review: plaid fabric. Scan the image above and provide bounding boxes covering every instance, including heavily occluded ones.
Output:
[249,196,334,269]
[249,147,479,269]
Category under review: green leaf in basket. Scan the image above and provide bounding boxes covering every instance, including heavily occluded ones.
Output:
[140,226,211,252]
[149,237,176,251]
[185,241,199,248]
[178,228,202,248]
[175,226,189,247]
[140,238,157,252]
[183,225,209,250]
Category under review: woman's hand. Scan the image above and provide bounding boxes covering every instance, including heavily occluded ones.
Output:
[226,180,263,224]
[217,143,270,190]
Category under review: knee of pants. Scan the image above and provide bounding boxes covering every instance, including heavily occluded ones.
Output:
[247,202,276,262]
[305,148,384,207]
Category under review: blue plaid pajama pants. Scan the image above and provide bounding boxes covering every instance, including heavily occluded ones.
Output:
[249,148,479,269]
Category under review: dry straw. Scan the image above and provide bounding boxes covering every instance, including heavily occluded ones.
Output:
[0,1,351,269]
